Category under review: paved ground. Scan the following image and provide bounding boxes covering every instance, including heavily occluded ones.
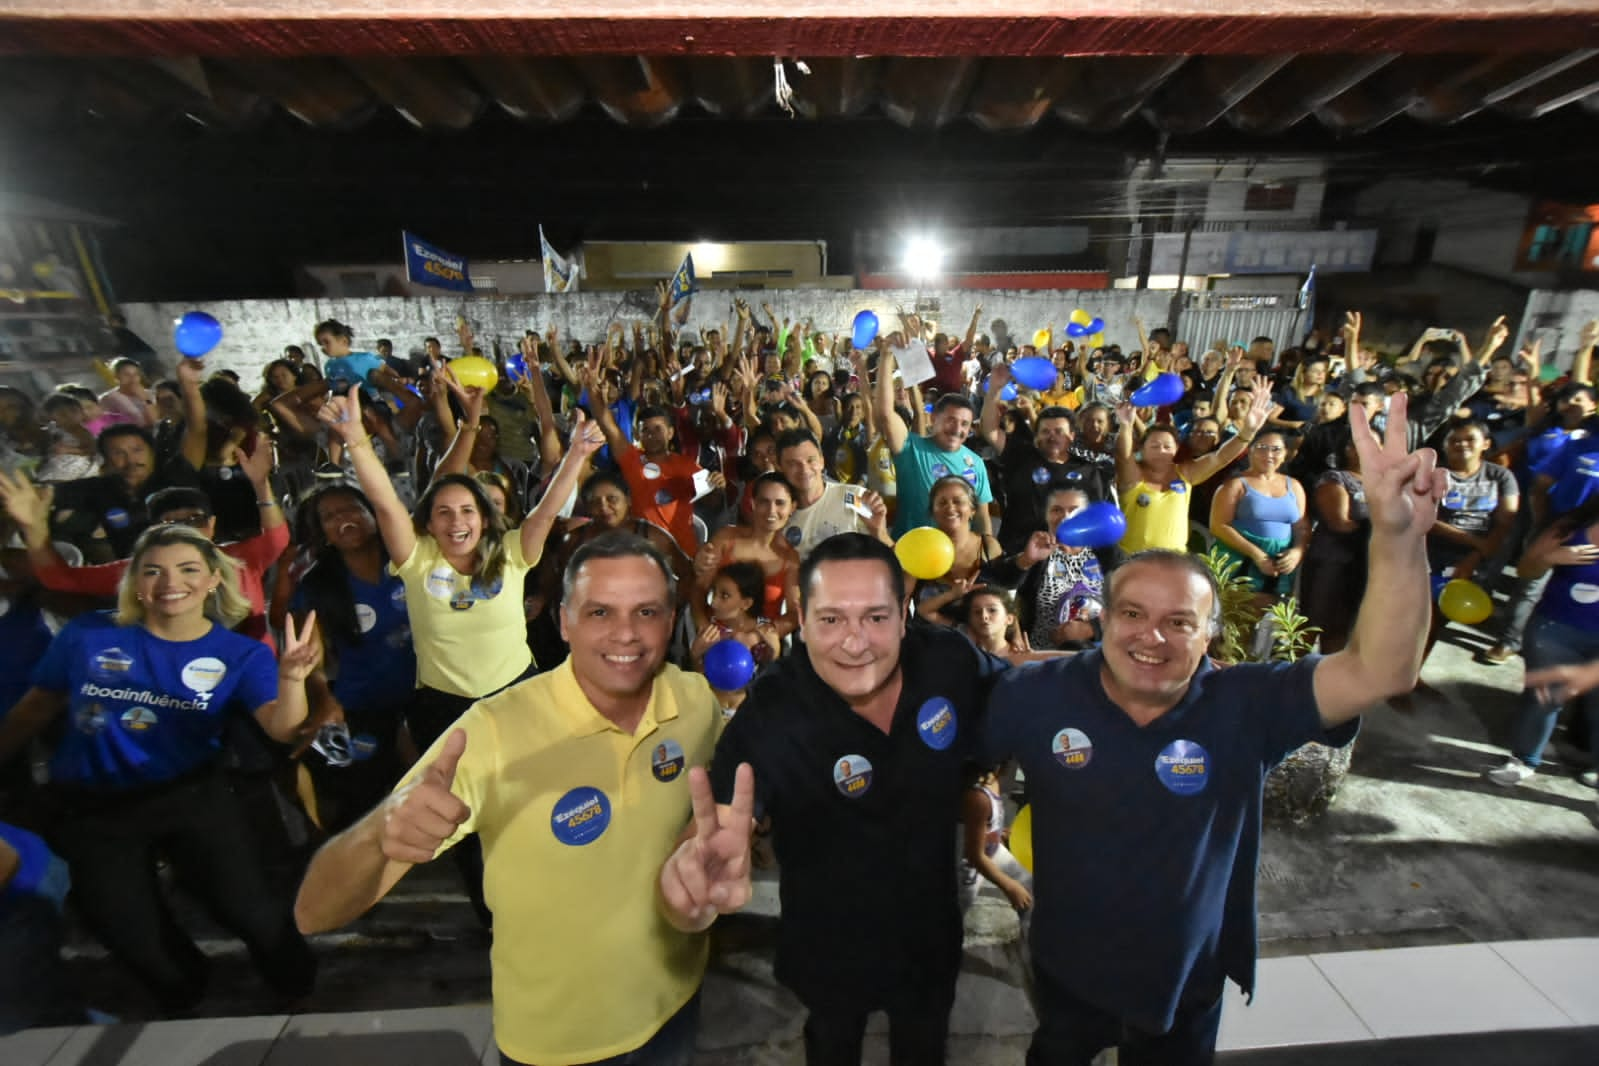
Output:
[40,619,1599,1061]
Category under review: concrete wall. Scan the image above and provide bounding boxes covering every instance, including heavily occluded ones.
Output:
[1521,289,1599,370]
[1353,178,1546,288]
[122,288,1182,383]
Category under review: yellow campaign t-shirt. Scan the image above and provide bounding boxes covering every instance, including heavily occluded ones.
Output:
[866,435,897,523]
[405,662,721,1065]
[393,532,535,698]
[1119,476,1193,553]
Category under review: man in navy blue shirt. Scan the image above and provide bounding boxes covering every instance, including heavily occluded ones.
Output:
[984,392,1443,1065]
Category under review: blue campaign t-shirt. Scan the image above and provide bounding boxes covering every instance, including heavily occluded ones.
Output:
[892,433,993,535]
[290,568,416,713]
[981,650,1355,1032]
[32,613,278,789]
[1540,433,1599,517]
[323,352,387,393]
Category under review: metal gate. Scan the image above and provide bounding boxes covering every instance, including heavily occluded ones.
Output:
[1175,292,1306,355]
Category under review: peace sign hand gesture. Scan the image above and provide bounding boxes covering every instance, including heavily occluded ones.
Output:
[277,611,324,683]
[1352,391,1446,540]
[659,763,757,931]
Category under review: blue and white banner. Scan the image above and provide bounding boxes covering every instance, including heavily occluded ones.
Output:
[668,252,696,307]
[540,225,580,293]
[1299,263,1317,341]
[403,231,473,293]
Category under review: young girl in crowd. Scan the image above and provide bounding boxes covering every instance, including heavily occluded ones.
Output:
[959,762,1032,914]
[689,560,782,714]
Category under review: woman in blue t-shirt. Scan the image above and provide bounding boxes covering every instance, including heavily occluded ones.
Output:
[0,524,322,1011]
[1486,497,1599,788]
[289,484,416,832]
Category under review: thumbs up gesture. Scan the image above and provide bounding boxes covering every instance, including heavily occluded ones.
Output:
[380,729,472,864]
[659,763,756,932]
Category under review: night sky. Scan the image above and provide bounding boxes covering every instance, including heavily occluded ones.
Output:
[3,102,1596,303]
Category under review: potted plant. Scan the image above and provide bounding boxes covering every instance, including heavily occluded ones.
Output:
[1203,546,1352,824]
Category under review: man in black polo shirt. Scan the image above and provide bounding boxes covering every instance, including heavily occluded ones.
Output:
[983,394,1441,1066]
[708,533,1007,1066]
[49,358,209,560]
[979,363,1112,554]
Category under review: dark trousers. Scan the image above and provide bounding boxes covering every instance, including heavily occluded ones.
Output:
[1026,967,1223,1066]
[407,674,531,931]
[802,982,956,1066]
[48,770,315,1011]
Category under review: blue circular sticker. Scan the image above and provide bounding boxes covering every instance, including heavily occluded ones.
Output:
[1031,466,1051,485]
[105,507,131,530]
[833,755,873,798]
[654,489,675,506]
[1155,740,1210,795]
[931,462,951,479]
[350,733,379,761]
[651,739,686,782]
[1170,481,1187,494]
[90,647,134,681]
[916,697,957,751]
[550,786,612,846]
[120,706,158,732]
[1052,727,1093,769]
[785,526,803,546]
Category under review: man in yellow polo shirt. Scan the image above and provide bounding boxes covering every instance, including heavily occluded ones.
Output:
[294,532,725,1066]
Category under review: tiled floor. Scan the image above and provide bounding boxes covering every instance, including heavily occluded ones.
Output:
[4,938,1596,1064]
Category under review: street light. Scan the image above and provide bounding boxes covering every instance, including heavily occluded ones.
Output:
[903,236,944,280]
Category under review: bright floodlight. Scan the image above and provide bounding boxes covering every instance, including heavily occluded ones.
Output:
[903,236,944,278]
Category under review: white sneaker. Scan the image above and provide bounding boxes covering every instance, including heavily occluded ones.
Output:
[1486,757,1536,787]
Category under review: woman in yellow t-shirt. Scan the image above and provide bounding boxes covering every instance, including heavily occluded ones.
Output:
[320,388,603,739]
[1114,389,1274,553]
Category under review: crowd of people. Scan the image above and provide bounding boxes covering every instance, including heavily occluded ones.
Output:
[0,285,1594,1065]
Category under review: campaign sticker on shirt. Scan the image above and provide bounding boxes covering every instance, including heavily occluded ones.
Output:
[642,461,662,480]
[1065,470,1083,482]
[1155,739,1210,795]
[654,489,675,506]
[833,754,873,798]
[961,467,979,486]
[425,566,457,600]
[120,706,158,733]
[449,591,476,611]
[650,739,686,782]
[355,604,378,633]
[90,647,134,681]
[931,461,951,479]
[550,786,612,846]
[1083,556,1103,581]
[1136,494,1151,507]
[916,697,958,751]
[181,657,227,693]
[785,526,803,546]
[105,507,131,530]
[1170,481,1187,494]
[391,584,408,608]
[1571,583,1599,605]
[349,733,379,761]
[1052,727,1093,769]
[1031,466,1051,485]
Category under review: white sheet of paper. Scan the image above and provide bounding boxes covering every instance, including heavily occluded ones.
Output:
[692,468,716,501]
[893,341,937,387]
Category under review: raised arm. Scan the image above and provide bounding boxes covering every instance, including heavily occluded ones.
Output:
[174,357,210,471]
[1182,388,1275,486]
[252,613,321,742]
[317,390,417,564]
[1113,401,1142,494]
[520,410,603,564]
[980,362,1010,450]
[581,360,630,457]
[433,378,486,479]
[1313,392,1445,727]
[876,348,910,455]
[1571,319,1597,387]
[963,303,982,354]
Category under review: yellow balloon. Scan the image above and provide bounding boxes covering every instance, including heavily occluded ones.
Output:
[1010,805,1033,872]
[894,526,955,580]
[1032,328,1052,349]
[1069,308,1093,328]
[450,355,499,392]
[1438,579,1493,625]
[1087,332,1105,349]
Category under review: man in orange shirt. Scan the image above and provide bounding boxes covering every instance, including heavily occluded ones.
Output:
[590,396,715,557]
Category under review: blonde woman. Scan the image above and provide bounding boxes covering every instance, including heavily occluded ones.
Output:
[0,524,322,1010]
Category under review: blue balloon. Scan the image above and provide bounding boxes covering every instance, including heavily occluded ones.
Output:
[1087,316,1105,335]
[1431,573,1449,598]
[1065,322,1090,339]
[851,310,880,350]
[703,639,756,691]
[504,352,529,382]
[1128,372,1185,408]
[173,311,222,358]
[1010,356,1058,391]
[983,377,1018,401]
[1055,502,1127,549]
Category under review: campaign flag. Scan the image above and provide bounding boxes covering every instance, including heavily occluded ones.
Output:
[541,225,580,293]
[668,252,696,325]
[1298,263,1317,342]
[403,231,473,293]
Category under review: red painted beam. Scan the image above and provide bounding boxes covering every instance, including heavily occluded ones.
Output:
[4,6,1599,58]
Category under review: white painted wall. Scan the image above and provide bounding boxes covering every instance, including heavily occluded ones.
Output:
[123,288,1183,384]
[1353,178,1546,287]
